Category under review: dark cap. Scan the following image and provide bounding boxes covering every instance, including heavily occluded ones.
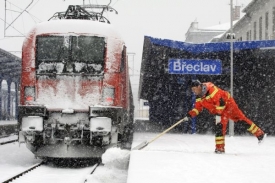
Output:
[189,79,201,87]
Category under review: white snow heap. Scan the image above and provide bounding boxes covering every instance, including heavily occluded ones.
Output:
[84,147,130,183]
[102,147,130,170]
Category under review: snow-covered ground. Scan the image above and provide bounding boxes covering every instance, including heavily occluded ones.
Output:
[0,142,42,182]
[128,133,275,183]
[0,132,275,183]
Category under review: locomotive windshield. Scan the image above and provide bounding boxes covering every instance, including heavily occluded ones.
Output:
[36,35,105,75]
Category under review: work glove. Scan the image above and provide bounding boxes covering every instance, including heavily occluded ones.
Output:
[183,114,192,122]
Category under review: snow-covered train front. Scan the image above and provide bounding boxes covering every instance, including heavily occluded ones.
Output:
[18,5,134,159]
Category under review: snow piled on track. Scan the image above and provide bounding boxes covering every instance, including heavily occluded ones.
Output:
[102,147,130,169]
[85,147,130,183]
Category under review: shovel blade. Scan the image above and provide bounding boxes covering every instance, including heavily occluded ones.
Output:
[132,141,148,150]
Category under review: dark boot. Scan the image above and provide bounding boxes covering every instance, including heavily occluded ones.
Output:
[257,133,267,144]
[215,144,225,154]
[215,148,225,154]
[247,123,265,143]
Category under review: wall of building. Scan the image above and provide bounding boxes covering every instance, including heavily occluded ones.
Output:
[185,21,227,43]
[185,6,241,43]
[219,0,275,42]
[186,31,225,43]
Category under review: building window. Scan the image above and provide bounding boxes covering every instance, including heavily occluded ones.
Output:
[247,31,249,41]
[254,21,257,40]
[259,16,262,40]
[250,30,252,40]
[265,12,269,40]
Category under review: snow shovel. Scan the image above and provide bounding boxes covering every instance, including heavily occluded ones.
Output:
[132,117,188,150]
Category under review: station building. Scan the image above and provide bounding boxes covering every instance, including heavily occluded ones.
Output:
[0,48,21,120]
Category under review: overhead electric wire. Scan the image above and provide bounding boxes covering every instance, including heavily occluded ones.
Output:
[112,0,119,7]
[5,9,21,13]
[0,17,25,37]
[6,0,42,23]
[26,0,42,22]
[5,0,34,30]
[28,0,41,11]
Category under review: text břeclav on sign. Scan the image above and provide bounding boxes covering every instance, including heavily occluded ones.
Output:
[168,59,222,75]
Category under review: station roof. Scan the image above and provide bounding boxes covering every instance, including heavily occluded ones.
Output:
[146,36,275,54]
[139,36,275,100]
[0,48,21,82]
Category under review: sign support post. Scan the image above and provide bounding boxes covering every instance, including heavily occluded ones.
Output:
[229,0,234,137]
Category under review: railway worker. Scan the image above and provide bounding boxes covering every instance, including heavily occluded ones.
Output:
[184,80,266,154]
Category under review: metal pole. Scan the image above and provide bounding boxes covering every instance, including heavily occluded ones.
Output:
[229,0,234,136]
[127,52,136,76]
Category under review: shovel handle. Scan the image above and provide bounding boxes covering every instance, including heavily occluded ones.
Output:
[148,118,186,144]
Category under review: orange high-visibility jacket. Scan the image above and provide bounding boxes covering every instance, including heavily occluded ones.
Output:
[188,82,231,118]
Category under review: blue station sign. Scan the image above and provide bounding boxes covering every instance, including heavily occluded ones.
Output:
[168,59,222,75]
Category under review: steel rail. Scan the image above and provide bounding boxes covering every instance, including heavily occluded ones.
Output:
[0,139,17,145]
[2,162,45,183]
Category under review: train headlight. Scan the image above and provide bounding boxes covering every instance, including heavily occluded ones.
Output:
[102,87,114,105]
[24,86,35,104]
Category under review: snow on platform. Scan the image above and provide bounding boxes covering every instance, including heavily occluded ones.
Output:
[128,132,275,183]
[1,132,275,183]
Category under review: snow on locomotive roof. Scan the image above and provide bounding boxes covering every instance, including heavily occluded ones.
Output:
[29,19,123,39]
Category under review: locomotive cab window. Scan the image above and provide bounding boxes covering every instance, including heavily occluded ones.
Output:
[36,35,105,75]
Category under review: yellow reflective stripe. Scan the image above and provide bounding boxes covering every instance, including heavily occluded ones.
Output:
[216,106,225,110]
[192,108,199,115]
[252,126,259,134]
[247,123,259,134]
[227,92,231,99]
[196,98,202,102]
[216,136,225,145]
[205,86,218,100]
[216,141,225,144]
[247,123,255,132]
[215,136,224,140]
[209,86,219,98]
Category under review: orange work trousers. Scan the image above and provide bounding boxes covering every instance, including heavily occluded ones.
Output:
[219,98,253,135]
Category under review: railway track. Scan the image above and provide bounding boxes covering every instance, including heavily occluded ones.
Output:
[2,160,101,183]
[0,134,18,145]
[0,139,17,145]
[3,162,45,183]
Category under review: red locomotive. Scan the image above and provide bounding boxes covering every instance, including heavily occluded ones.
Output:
[18,5,134,159]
